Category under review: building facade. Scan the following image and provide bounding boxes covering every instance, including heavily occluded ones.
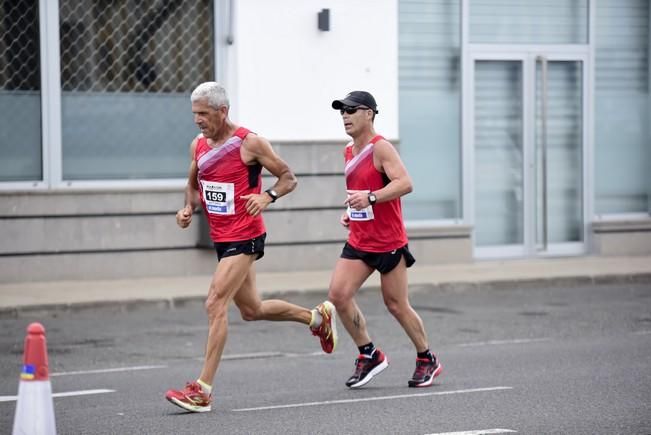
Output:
[1,0,649,283]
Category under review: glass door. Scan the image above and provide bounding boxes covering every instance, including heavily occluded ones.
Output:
[471,53,587,258]
[534,57,584,254]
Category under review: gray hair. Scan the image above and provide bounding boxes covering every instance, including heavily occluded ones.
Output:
[191,81,229,109]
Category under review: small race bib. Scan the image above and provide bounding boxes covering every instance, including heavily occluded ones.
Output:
[346,189,375,221]
[201,181,235,215]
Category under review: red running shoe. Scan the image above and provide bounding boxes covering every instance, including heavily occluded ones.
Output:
[408,356,442,387]
[310,301,338,353]
[165,381,212,412]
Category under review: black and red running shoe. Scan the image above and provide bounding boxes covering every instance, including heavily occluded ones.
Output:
[408,356,442,387]
[345,348,389,388]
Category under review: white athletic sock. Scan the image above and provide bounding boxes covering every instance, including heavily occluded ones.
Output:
[309,309,323,328]
[197,379,212,395]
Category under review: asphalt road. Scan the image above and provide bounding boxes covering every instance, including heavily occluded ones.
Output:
[1,282,650,435]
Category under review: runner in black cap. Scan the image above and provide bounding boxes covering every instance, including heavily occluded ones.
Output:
[326,90,442,389]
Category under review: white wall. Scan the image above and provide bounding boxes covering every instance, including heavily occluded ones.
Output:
[229,0,398,142]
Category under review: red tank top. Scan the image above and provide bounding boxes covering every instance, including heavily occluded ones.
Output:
[195,127,265,242]
[344,135,408,252]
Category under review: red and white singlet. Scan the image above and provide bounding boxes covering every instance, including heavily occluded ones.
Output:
[195,127,265,242]
[344,135,408,252]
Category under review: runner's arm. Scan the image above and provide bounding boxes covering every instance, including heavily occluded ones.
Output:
[371,139,413,203]
[176,137,201,228]
[243,135,298,202]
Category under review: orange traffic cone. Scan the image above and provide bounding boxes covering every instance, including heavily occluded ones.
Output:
[12,322,57,435]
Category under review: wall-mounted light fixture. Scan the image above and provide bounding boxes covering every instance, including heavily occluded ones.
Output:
[318,8,330,31]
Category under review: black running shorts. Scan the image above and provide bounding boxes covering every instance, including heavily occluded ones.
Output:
[340,243,416,274]
[214,233,266,261]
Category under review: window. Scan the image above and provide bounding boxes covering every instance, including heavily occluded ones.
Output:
[0,0,42,182]
[594,0,650,214]
[399,0,461,220]
[1,0,217,185]
[469,0,588,45]
[59,0,215,180]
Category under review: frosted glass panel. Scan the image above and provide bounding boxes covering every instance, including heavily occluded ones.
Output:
[0,92,42,181]
[474,61,524,246]
[470,0,588,44]
[399,0,461,220]
[61,93,195,179]
[595,0,650,214]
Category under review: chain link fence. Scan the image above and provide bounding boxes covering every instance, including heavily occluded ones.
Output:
[1,0,40,91]
[60,0,213,93]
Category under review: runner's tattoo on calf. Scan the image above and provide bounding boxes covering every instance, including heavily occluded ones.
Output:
[353,312,361,330]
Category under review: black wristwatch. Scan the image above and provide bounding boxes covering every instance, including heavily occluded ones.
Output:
[367,192,377,205]
[265,188,279,203]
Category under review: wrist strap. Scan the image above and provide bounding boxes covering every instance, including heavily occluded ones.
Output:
[265,188,278,203]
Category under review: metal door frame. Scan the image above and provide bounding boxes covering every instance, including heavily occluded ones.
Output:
[466,52,590,258]
[460,0,595,259]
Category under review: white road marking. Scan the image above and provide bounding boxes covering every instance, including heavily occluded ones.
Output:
[633,330,651,335]
[223,351,285,360]
[0,389,114,402]
[50,351,321,378]
[457,338,551,347]
[51,389,115,398]
[232,386,512,412]
[52,365,167,376]
[425,429,517,435]
[195,351,285,362]
[197,351,325,362]
[289,351,325,357]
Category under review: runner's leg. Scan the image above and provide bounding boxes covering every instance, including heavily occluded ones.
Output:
[233,264,312,324]
[328,258,374,346]
[199,254,255,386]
[379,256,428,352]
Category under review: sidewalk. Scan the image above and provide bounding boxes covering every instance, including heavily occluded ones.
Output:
[1,255,650,314]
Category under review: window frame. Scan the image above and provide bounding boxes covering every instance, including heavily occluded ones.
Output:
[0,0,228,192]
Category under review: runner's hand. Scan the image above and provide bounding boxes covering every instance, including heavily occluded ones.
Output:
[240,193,271,216]
[176,205,193,228]
[344,191,369,210]
[340,212,350,228]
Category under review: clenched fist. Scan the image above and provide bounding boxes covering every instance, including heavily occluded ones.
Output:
[176,205,193,228]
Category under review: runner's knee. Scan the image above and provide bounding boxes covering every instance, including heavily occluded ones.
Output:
[204,287,229,317]
[383,295,406,318]
[328,288,348,309]
[328,287,352,309]
[205,299,228,319]
[238,304,261,321]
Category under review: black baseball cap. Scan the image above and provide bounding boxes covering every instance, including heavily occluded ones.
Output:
[331,91,378,113]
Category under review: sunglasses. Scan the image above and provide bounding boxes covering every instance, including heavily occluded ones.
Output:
[339,106,372,115]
